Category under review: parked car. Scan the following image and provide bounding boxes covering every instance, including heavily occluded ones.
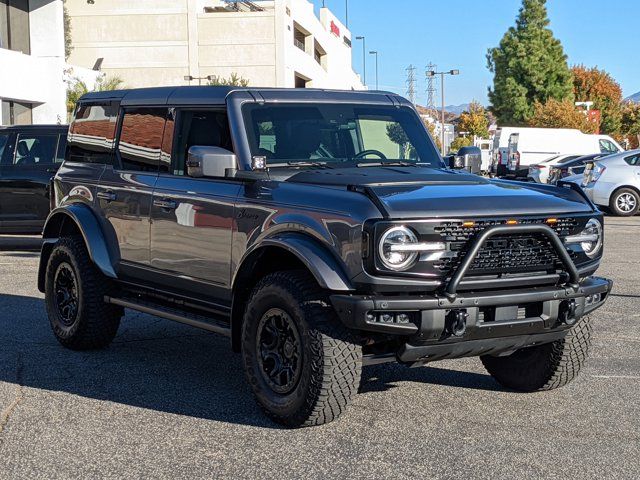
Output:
[547,153,610,185]
[448,145,482,174]
[39,86,611,427]
[505,127,622,178]
[582,149,640,216]
[0,124,68,234]
[475,138,492,173]
[527,154,581,183]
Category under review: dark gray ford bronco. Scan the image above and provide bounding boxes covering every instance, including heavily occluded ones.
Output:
[39,86,612,427]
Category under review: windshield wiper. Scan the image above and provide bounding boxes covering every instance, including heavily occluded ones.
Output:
[269,161,333,169]
[356,161,418,167]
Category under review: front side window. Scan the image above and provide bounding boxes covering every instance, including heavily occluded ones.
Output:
[14,134,59,165]
[68,103,119,164]
[243,104,441,167]
[599,139,618,154]
[117,108,167,172]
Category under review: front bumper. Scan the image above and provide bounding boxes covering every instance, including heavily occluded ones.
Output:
[331,275,612,363]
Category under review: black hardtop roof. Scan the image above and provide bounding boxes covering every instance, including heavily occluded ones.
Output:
[0,124,68,131]
[79,86,409,108]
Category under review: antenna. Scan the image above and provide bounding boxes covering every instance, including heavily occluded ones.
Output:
[425,62,437,112]
[405,64,417,105]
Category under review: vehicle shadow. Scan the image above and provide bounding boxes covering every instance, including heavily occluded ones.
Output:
[360,363,502,394]
[0,293,503,428]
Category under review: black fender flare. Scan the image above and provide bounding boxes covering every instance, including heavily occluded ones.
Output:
[229,233,354,352]
[236,233,354,292]
[38,204,117,292]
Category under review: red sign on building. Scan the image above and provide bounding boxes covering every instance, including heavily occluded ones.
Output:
[330,20,340,37]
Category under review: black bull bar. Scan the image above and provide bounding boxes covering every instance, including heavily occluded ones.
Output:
[444,224,581,300]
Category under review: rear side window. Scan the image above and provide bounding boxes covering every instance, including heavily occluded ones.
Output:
[116,108,167,172]
[0,133,10,161]
[68,103,119,164]
[14,134,59,165]
[624,154,640,166]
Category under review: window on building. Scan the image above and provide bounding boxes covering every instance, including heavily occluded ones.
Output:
[293,22,308,52]
[314,40,326,69]
[0,0,30,53]
[294,73,309,88]
[13,134,59,165]
[67,102,119,164]
[172,110,232,176]
[1,99,32,125]
[116,108,167,172]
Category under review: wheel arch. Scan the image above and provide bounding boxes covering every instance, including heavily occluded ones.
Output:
[38,205,117,292]
[229,233,354,352]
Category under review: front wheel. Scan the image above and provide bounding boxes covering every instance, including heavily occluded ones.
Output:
[609,188,639,216]
[481,315,592,391]
[241,271,362,427]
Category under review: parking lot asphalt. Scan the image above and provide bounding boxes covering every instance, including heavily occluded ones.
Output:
[0,217,639,480]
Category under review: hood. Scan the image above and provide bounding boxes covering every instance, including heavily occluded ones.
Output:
[285,167,594,218]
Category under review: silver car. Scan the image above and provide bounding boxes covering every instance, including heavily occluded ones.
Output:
[582,149,640,216]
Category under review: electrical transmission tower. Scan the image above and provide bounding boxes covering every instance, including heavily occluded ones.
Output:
[425,62,437,112]
[405,65,417,105]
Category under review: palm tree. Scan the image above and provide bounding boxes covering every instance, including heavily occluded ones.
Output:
[66,75,125,118]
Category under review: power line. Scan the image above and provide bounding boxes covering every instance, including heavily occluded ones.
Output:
[405,64,417,105]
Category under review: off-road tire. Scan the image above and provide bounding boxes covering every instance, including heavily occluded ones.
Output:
[609,188,639,217]
[481,315,592,391]
[45,236,122,350]
[241,271,362,427]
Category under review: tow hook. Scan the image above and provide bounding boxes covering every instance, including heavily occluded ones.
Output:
[559,299,578,326]
[446,309,468,337]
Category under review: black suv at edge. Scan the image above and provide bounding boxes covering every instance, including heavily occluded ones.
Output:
[0,124,67,234]
[38,87,612,427]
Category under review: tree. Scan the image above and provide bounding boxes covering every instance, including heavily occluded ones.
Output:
[572,65,622,135]
[63,1,72,60]
[66,75,125,117]
[457,101,490,139]
[621,102,640,149]
[487,0,573,125]
[207,73,250,87]
[424,120,442,151]
[450,136,473,152]
[528,98,597,133]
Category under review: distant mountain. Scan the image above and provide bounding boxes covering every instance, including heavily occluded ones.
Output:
[626,91,640,103]
[444,103,470,115]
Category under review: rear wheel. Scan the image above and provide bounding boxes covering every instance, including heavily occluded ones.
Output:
[609,188,639,216]
[45,236,122,350]
[481,315,592,391]
[241,271,362,427]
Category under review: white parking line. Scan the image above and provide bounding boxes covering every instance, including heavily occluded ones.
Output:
[590,375,640,380]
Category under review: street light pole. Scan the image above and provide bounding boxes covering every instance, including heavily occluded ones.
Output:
[369,50,378,90]
[425,69,459,155]
[355,36,366,86]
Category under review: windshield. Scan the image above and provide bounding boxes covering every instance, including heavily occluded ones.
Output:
[242,103,442,168]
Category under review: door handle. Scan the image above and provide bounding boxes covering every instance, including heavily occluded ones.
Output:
[153,198,177,210]
[97,191,117,202]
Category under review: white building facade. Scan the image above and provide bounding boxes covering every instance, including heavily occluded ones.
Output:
[0,0,67,125]
[66,0,364,90]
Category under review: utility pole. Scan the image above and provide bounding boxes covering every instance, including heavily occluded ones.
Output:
[355,36,366,86]
[345,0,348,27]
[369,51,379,90]
[425,62,437,112]
[425,69,459,154]
[405,65,417,105]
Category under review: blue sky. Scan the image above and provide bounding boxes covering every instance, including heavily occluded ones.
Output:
[312,0,640,106]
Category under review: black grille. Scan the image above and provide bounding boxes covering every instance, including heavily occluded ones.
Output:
[431,217,581,276]
[434,217,579,241]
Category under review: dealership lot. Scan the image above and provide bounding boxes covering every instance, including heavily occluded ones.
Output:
[0,217,638,479]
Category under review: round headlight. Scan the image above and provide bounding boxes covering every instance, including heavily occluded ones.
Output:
[581,218,603,257]
[378,226,419,271]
